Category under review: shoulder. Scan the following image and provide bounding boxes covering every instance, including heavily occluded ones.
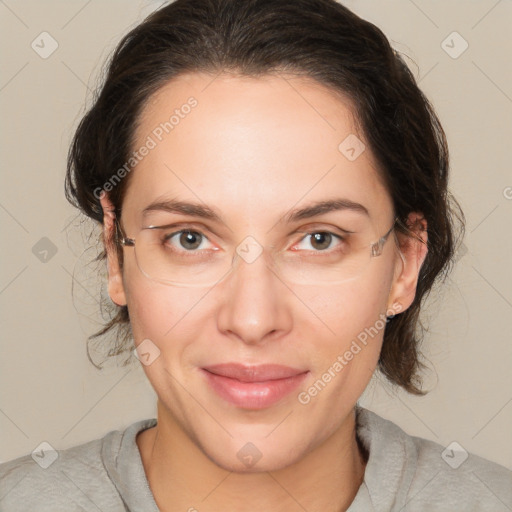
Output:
[408,434,512,510]
[0,419,156,512]
[355,406,512,511]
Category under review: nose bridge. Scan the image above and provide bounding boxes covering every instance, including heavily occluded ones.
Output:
[216,238,292,344]
[234,234,272,267]
[229,233,287,290]
[229,236,282,299]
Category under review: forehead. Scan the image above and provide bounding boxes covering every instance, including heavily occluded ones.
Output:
[123,72,392,228]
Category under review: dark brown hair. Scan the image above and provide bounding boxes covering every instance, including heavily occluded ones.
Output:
[65,0,465,394]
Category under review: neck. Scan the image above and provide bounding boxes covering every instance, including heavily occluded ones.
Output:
[137,402,367,512]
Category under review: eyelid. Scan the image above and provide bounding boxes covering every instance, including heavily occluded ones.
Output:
[144,221,224,240]
[291,223,356,237]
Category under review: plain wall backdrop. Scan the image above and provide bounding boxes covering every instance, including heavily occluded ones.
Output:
[1,0,511,471]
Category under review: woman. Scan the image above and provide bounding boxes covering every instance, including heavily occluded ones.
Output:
[1,0,510,510]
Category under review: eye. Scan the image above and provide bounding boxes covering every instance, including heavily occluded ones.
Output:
[162,229,213,252]
[293,231,344,252]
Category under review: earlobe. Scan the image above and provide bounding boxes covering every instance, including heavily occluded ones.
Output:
[99,192,127,307]
[387,212,428,313]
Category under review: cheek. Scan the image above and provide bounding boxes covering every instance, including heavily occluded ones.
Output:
[299,274,389,338]
[122,264,208,348]
[294,281,389,418]
[293,271,392,387]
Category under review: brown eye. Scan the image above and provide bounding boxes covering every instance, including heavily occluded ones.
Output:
[309,232,333,251]
[178,231,203,250]
[162,230,208,251]
[293,231,343,252]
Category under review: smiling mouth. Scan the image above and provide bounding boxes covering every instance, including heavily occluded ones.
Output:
[201,363,309,409]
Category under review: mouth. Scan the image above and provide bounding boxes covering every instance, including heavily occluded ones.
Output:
[201,363,309,410]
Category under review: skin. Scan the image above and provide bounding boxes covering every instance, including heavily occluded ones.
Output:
[100,72,428,512]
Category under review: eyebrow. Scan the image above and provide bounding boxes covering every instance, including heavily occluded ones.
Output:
[141,197,370,224]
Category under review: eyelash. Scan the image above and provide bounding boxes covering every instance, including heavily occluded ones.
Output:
[151,224,349,255]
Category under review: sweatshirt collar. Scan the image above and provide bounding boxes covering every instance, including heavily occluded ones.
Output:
[103,406,415,512]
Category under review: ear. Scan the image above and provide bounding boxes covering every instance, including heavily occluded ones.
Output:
[387,212,428,314]
[99,192,127,307]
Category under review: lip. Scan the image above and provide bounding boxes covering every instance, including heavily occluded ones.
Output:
[202,364,309,410]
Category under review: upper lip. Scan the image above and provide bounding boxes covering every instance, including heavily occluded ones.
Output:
[202,363,308,382]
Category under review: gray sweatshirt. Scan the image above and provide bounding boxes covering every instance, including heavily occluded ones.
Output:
[1,406,511,511]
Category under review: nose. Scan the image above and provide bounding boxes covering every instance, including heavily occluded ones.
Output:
[215,247,293,346]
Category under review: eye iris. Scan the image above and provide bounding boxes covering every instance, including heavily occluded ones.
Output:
[311,232,331,250]
[179,231,202,250]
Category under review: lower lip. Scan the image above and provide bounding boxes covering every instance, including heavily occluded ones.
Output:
[202,369,308,410]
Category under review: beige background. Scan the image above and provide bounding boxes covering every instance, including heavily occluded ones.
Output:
[1,0,511,471]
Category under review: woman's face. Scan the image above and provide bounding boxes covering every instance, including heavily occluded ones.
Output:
[102,72,421,472]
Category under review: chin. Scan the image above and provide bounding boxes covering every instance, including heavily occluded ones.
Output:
[196,431,311,474]
[205,447,301,474]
